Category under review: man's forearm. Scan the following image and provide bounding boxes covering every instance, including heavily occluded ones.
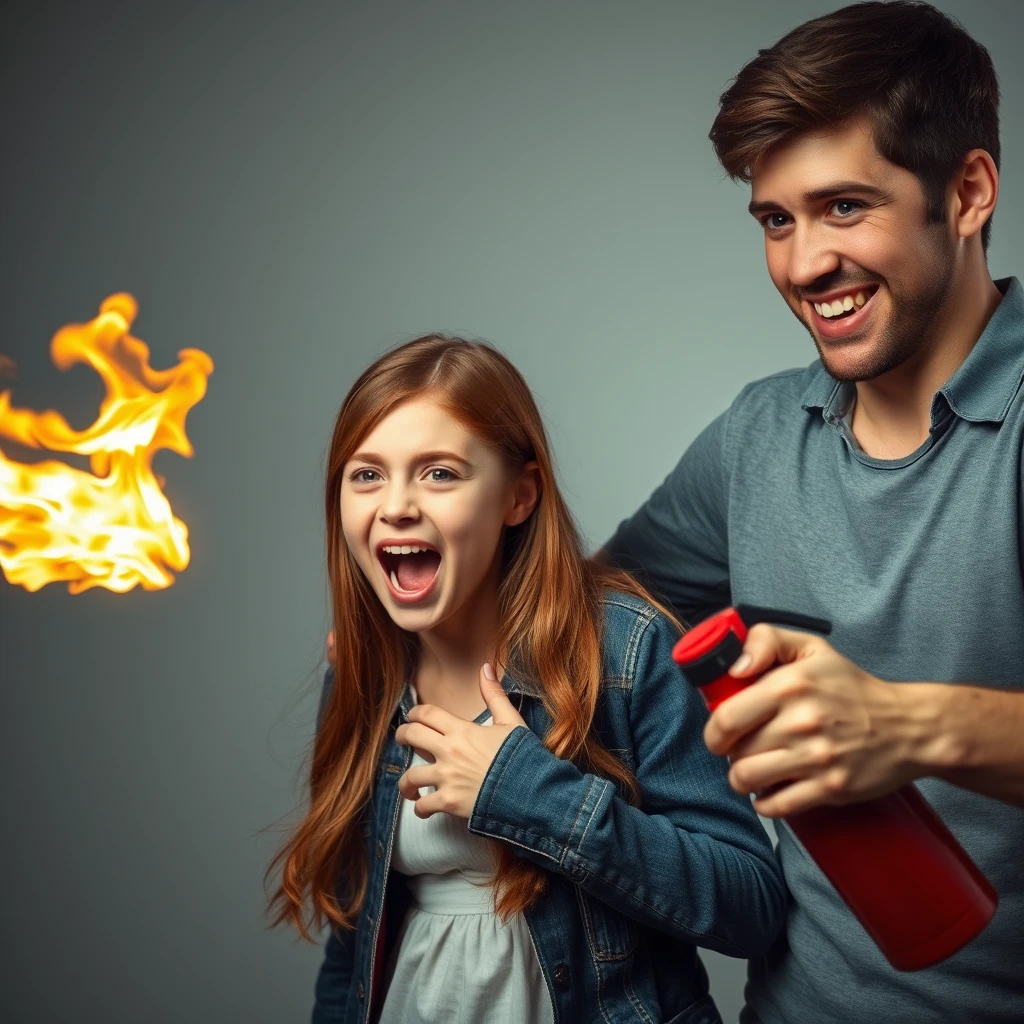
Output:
[904,682,1024,806]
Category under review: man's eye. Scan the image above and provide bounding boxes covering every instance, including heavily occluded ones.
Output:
[764,213,790,230]
[832,200,862,217]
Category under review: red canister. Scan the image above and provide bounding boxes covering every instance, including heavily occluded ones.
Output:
[673,605,998,971]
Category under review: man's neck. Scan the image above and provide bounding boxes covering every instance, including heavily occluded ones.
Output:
[851,265,1003,460]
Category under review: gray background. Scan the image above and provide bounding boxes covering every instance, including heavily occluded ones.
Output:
[1,1,1021,1021]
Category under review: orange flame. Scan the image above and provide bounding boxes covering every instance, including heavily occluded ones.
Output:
[0,294,213,594]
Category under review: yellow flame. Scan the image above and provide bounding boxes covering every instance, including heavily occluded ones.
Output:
[0,294,213,593]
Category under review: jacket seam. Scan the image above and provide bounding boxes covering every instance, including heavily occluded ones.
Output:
[563,774,600,865]
[573,776,611,863]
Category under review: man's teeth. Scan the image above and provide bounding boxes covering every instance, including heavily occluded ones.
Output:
[382,544,432,554]
[814,290,868,318]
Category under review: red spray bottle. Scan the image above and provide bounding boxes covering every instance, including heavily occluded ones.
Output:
[672,604,998,971]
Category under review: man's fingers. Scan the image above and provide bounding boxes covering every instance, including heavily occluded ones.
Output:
[752,774,845,818]
[730,623,818,678]
[704,681,781,756]
[728,748,801,796]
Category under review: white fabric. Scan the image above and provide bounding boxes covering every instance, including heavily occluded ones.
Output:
[377,707,554,1024]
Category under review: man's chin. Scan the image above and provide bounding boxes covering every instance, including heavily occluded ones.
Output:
[810,328,904,383]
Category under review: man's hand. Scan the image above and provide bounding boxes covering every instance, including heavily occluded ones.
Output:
[395,664,527,819]
[326,630,336,666]
[704,624,926,817]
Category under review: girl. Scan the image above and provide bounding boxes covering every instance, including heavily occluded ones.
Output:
[268,336,785,1024]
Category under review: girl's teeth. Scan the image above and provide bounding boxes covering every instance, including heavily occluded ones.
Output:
[390,570,402,590]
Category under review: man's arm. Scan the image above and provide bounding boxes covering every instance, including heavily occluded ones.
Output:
[705,624,1024,814]
[598,410,733,625]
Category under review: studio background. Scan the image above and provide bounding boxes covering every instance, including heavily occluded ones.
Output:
[2,1,1021,1021]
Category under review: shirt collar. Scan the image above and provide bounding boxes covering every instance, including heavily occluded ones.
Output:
[937,277,1024,424]
[800,277,1024,425]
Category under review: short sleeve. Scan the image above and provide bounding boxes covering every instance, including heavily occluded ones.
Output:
[604,409,731,625]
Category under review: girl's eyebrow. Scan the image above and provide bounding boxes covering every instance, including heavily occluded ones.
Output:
[347,449,473,468]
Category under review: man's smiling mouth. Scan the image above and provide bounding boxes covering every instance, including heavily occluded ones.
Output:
[804,284,880,338]
[808,284,879,322]
[376,541,442,598]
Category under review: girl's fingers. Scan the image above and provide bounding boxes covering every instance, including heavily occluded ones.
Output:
[406,703,460,734]
[395,722,446,758]
[398,763,439,800]
[411,790,450,819]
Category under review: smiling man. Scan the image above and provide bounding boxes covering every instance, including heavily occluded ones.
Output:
[603,3,1024,1023]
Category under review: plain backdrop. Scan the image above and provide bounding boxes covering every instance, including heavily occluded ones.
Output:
[1,1,1021,1021]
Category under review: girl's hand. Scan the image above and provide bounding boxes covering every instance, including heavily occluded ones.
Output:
[395,663,527,819]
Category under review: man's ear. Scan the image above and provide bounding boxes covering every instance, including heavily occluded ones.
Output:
[952,148,998,243]
[506,461,541,526]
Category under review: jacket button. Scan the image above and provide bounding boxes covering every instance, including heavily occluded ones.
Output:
[553,964,571,988]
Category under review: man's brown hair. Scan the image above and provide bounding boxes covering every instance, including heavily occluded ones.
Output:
[709,1,1001,250]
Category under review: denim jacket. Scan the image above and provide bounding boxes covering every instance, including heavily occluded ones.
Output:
[312,592,786,1024]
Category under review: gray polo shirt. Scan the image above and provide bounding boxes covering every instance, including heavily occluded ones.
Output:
[606,277,1024,1024]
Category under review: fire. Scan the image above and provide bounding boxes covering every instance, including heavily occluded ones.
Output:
[0,294,213,594]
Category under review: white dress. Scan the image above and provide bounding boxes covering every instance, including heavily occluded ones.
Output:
[377,708,555,1024]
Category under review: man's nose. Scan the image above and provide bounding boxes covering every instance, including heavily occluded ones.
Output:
[787,222,841,290]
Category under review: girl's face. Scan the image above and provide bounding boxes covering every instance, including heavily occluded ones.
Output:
[340,398,536,635]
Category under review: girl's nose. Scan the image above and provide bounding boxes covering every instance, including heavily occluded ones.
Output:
[378,482,420,525]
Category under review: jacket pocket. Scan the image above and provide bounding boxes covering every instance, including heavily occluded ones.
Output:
[576,888,638,961]
[608,746,636,771]
[663,993,723,1024]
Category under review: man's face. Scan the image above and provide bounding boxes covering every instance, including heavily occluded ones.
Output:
[749,115,957,382]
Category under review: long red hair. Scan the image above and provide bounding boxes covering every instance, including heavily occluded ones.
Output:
[268,335,679,940]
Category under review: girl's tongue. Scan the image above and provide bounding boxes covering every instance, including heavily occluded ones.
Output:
[395,550,441,591]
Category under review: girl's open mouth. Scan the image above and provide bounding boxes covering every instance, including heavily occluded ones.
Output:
[376,542,442,604]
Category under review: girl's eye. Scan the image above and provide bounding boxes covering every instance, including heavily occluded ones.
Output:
[832,200,862,218]
[351,469,381,484]
[428,468,455,482]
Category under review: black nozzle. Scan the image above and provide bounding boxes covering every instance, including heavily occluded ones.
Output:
[735,605,832,635]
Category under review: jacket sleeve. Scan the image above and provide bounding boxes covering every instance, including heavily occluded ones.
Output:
[467,612,787,958]
[310,667,357,1022]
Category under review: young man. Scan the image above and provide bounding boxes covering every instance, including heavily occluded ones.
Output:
[603,3,1023,1022]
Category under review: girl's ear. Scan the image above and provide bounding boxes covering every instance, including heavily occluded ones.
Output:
[506,461,541,526]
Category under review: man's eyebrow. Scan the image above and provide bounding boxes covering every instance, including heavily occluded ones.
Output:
[748,182,893,216]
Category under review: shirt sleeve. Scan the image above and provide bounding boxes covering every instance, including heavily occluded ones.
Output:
[603,408,732,625]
